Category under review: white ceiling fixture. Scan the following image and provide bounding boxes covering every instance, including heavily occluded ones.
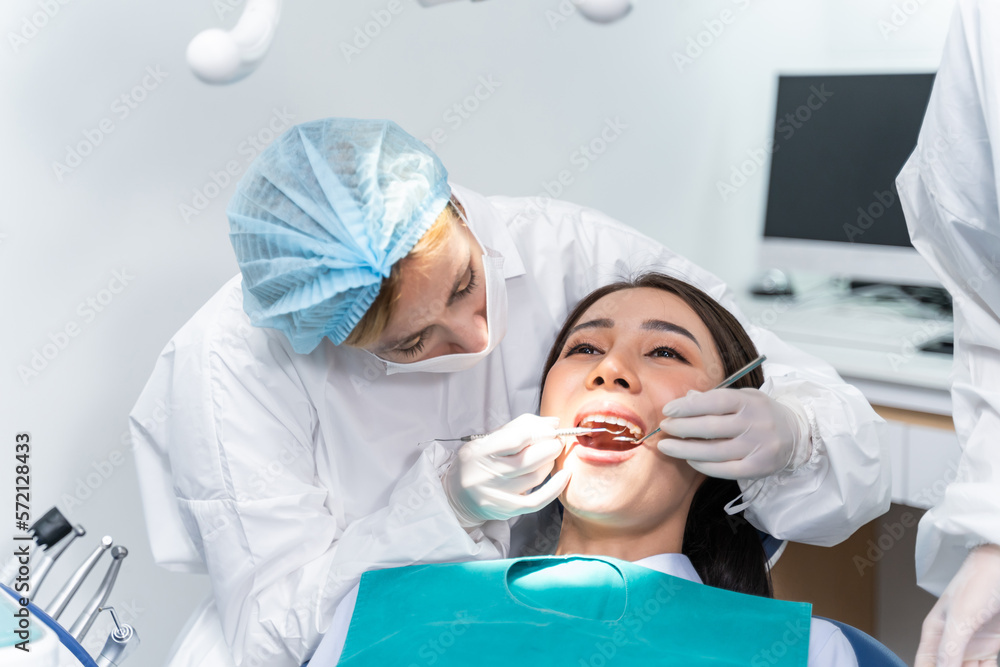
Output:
[570,0,632,23]
[417,0,632,22]
[187,0,632,85]
[187,0,282,85]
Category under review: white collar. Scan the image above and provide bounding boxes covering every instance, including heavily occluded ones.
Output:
[450,182,526,280]
[632,553,703,584]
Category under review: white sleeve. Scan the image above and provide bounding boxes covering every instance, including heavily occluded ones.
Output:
[896,0,1000,595]
[808,620,860,667]
[307,584,359,666]
[130,324,507,667]
[734,326,890,547]
[551,206,889,546]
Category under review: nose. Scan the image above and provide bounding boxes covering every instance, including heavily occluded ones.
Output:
[446,280,489,354]
[443,310,489,355]
[586,353,640,392]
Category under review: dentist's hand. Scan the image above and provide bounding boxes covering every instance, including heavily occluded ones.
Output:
[655,388,807,480]
[443,415,571,528]
[915,544,1000,667]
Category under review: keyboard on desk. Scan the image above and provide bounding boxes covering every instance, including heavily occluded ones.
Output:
[918,336,953,356]
[761,304,953,355]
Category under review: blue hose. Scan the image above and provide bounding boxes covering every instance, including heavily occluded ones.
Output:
[0,583,99,667]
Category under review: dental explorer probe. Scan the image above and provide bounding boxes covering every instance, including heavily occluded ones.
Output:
[47,536,114,620]
[443,426,628,443]
[614,354,768,445]
[94,606,140,667]
[70,545,128,641]
[32,523,86,594]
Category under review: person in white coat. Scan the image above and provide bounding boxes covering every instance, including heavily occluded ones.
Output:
[130,118,888,667]
[896,1,1000,665]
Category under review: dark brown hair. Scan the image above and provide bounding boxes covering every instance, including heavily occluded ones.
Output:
[540,272,772,598]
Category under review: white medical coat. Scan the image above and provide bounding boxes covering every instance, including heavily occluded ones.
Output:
[130,184,889,667]
[311,553,859,667]
[896,0,1000,596]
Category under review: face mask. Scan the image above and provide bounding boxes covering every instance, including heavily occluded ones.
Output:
[375,245,509,376]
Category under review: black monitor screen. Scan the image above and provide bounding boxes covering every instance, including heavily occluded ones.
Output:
[762,73,935,248]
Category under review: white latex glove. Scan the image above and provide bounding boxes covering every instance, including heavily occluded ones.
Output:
[442,414,571,528]
[915,544,1000,667]
[655,388,808,480]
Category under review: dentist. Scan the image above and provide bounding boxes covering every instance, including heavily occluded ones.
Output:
[897,1,1000,665]
[130,117,888,667]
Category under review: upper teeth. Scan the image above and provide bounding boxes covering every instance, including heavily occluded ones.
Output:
[579,414,643,439]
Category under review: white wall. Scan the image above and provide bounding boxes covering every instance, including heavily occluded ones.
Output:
[1,0,955,663]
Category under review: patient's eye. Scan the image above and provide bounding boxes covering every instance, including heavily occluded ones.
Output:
[650,345,688,363]
[565,342,603,357]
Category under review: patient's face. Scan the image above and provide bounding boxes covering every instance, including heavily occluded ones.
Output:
[540,287,726,531]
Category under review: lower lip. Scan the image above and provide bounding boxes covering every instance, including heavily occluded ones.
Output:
[570,440,641,465]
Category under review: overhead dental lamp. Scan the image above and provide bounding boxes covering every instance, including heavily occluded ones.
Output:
[416,0,633,23]
[567,0,633,23]
[187,0,632,85]
[187,0,283,85]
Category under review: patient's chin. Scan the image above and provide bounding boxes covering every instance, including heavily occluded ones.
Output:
[561,470,628,516]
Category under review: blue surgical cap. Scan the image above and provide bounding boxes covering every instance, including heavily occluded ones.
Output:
[228,118,451,353]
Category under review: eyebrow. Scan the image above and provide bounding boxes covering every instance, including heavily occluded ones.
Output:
[567,318,701,350]
[380,257,472,353]
[642,320,701,349]
[568,318,614,335]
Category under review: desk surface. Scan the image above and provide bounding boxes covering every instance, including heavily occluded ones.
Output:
[736,290,954,415]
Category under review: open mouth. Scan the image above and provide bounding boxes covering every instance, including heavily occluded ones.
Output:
[576,414,644,451]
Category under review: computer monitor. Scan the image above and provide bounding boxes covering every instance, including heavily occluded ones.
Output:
[758,73,940,286]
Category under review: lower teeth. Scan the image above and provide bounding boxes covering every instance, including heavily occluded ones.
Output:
[580,438,639,452]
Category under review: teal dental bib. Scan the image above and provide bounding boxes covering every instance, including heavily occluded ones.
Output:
[337,555,811,666]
